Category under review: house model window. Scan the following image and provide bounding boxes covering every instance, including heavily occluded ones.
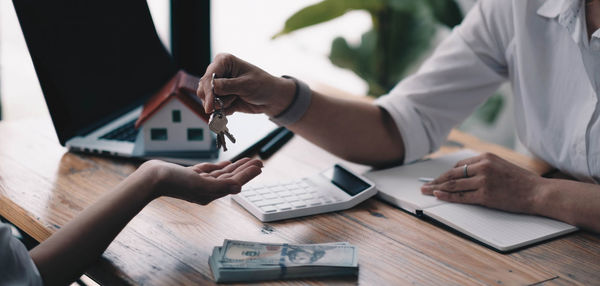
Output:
[172,110,181,123]
[151,128,168,140]
[187,128,204,141]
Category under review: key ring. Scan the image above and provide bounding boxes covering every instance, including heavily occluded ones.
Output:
[215,98,224,117]
[211,73,224,118]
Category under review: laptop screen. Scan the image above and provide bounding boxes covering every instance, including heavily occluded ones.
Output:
[13,0,178,144]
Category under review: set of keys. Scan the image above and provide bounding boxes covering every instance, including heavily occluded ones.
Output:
[208,73,236,152]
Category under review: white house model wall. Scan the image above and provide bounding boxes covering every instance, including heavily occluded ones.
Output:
[141,99,212,152]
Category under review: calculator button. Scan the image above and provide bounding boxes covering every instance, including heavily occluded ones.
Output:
[279,191,293,197]
[264,198,284,206]
[306,199,322,206]
[256,188,271,194]
[255,199,275,207]
[298,193,313,200]
[261,205,277,213]
[292,189,305,195]
[242,190,258,196]
[271,186,286,193]
[291,201,307,208]
[298,182,310,189]
[248,196,263,202]
[277,203,293,211]
[262,193,278,199]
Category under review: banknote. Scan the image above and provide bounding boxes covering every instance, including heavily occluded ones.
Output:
[209,240,359,282]
[218,240,357,267]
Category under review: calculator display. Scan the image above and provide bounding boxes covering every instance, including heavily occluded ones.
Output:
[328,165,371,196]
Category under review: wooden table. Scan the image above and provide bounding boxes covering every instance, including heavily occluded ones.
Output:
[1,118,599,285]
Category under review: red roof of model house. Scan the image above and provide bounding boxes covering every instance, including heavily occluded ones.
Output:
[135,70,209,129]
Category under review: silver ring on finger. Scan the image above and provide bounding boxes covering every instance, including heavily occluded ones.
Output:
[463,164,469,178]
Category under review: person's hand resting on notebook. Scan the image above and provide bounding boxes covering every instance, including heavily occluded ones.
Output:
[15,158,263,285]
[420,153,543,214]
[421,153,600,232]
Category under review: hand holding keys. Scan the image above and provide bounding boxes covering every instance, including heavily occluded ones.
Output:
[209,73,236,152]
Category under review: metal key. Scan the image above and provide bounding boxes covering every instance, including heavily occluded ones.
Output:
[209,73,236,151]
[210,113,228,151]
[209,113,236,142]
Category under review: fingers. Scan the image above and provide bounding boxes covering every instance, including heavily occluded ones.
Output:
[433,190,480,204]
[191,161,230,174]
[223,100,262,115]
[453,152,501,168]
[224,165,263,193]
[429,165,469,185]
[197,53,240,113]
[198,66,221,113]
[213,77,247,96]
[207,159,263,196]
[217,158,263,179]
[217,95,239,110]
[421,177,480,195]
[454,155,484,168]
[207,157,254,178]
[198,67,216,113]
[431,157,490,186]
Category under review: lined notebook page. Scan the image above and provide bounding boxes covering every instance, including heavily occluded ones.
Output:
[366,149,479,213]
[423,204,578,251]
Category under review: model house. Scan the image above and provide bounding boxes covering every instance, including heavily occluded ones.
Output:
[134,71,217,157]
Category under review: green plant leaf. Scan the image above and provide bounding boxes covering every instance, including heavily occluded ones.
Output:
[272,0,383,39]
[422,0,463,28]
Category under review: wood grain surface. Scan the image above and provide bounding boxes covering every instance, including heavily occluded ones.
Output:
[0,119,598,286]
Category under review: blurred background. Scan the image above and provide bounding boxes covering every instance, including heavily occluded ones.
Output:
[0,0,523,152]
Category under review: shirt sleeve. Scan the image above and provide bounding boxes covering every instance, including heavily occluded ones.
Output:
[375,0,511,163]
[0,223,43,286]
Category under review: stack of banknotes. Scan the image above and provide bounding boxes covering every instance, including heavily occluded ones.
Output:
[209,239,359,282]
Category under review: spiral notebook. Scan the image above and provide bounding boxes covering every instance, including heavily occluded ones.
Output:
[365,150,577,252]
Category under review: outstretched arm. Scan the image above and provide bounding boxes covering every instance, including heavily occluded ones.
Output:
[284,89,405,167]
[197,54,405,167]
[30,158,262,285]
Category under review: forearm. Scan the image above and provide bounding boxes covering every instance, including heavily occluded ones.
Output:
[533,178,600,232]
[287,90,405,167]
[30,163,160,285]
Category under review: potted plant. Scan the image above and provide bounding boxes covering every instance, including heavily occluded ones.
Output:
[273,0,463,96]
[273,0,504,125]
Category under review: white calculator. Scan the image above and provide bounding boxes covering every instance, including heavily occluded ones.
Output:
[232,164,377,222]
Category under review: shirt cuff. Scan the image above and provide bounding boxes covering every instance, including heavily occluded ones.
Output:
[375,95,432,164]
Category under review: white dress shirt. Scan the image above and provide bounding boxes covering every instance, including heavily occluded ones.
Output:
[0,223,43,285]
[376,0,600,182]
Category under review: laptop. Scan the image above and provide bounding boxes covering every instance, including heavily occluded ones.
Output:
[12,0,277,164]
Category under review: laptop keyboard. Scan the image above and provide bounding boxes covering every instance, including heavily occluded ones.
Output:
[99,119,138,142]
